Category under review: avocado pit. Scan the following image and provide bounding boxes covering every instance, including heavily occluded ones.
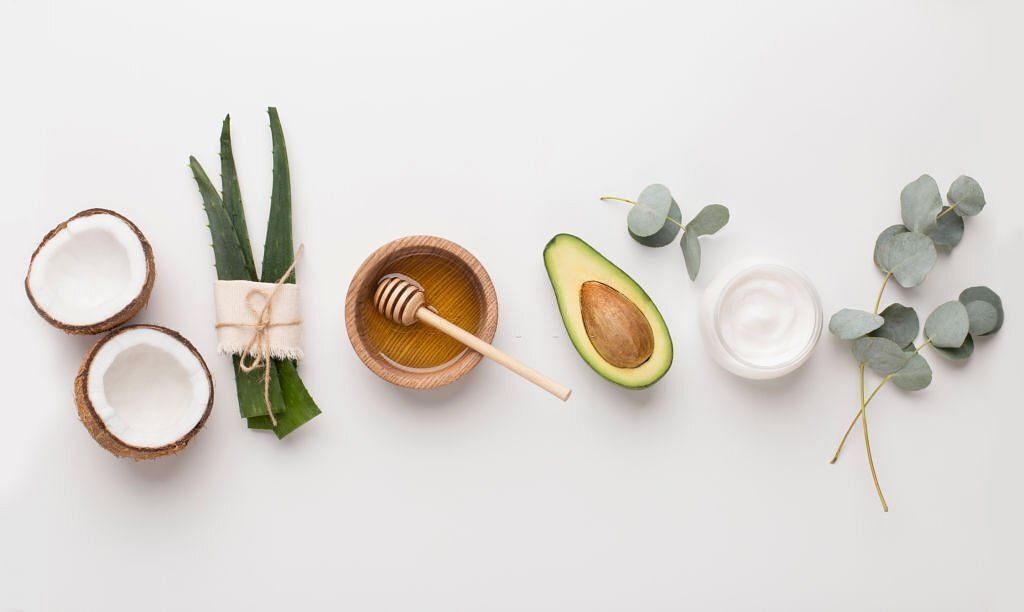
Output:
[579,281,654,369]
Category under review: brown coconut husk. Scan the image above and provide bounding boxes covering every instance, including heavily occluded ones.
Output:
[26,208,157,335]
[74,325,214,460]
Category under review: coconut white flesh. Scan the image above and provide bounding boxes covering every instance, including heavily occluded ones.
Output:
[87,328,211,449]
[28,213,147,326]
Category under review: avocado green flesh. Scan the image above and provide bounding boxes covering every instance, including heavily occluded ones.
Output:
[543,233,673,388]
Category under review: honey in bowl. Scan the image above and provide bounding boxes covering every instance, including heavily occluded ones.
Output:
[360,252,484,371]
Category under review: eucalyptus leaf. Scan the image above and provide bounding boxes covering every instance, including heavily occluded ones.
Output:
[900,174,943,233]
[932,334,974,361]
[627,184,676,240]
[926,206,964,248]
[947,175,985,216]
[629,198,681,247]
[870,303,919,349]
[924,301,970,348]
[964,300,998,336]
[891,353,932,391]
[829,309,884,340]
[686,204,730,236]
[680,230,701,280]
[873,224,908,270]
[877,231,937,288]
[958,286,1003,335]
[852,337,911,375]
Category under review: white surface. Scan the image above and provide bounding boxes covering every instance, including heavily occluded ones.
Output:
[1,1,1021,610]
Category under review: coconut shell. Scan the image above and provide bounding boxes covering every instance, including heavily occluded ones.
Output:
[26,208,157,335]
[75,325,214,460]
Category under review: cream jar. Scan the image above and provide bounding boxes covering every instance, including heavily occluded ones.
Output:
[700,263,822,379]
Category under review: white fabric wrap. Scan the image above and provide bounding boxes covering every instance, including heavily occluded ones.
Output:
[214,280,303,360]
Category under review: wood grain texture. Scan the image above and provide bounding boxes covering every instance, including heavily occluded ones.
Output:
[344,236,498,390]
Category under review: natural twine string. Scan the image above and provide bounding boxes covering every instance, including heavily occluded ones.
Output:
[215,245,304,426]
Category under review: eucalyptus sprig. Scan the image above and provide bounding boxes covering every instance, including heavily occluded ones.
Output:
[600,184,729,280]
[827,174,1003,511]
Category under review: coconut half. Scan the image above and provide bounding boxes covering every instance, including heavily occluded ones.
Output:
[75,325,213,460]
[26,209,156,334]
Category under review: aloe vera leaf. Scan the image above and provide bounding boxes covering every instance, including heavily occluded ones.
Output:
[247,415,275,430]
[261,107,295,283]
[189,157,249,282]
[270,360,321,438]
[258,107,321,436]
[233,355,286,418]
[190,155,286,418]
[245,361,320,434]
[219,115,258,280]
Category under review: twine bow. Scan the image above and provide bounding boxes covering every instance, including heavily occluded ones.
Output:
[215,245,304,426]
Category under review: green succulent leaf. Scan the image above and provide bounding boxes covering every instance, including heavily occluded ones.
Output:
[852,337,911,375]
[891,353,932,391]
[964,300,998,336]
[680,230,701,280]
[925,301,970,348]
[627,184,678,244]
[829,309,884,340]
[870,303,919,349]
[876,231,937,288]
[958,286,1003,335]
[629,198,681,247]
[947,175,986,217]
[686,204,730,236]
[873,224,908,269]
[900,174,943,234]
[220,115,258,280]
[932,334,974,361]
[926,206,964,248]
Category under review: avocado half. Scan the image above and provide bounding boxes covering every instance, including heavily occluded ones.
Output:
[543,234,672,388]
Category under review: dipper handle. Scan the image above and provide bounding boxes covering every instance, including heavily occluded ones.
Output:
[415,308,572,401]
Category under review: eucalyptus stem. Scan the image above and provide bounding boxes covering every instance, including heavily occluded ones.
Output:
[859,364,889,511]
[830,375,890,463]
[834,272,891,463]
[874,272,892,314]
[599,196,686,230]
[831,339,933,462]
[936,204,957,219]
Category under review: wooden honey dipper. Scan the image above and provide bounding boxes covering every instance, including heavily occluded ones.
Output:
[373,276,572,401]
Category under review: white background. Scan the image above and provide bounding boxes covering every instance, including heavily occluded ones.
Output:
[1,1,1021,610]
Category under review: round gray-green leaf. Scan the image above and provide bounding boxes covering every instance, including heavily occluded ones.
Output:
[877,231,937,288]
[933,334,974,361]
[829,309,884,340]
[852,337,911,375]
[629,198,681,247]
[627,184,677,241]
[924,300,970,348]
[959,286,1003,335]
[964,300,998,336]
[686,204,729,236]
[947,175,985,216]
[891,353,932,391]
[680,230,701,280]
[873,224,908,270]
[870,303,919,349]
[900,174,943,233]
[926,206,964,248]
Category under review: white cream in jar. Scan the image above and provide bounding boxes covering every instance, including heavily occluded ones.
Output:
[700,263,822,379]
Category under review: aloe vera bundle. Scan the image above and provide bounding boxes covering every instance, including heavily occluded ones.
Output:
[189,108,320,438]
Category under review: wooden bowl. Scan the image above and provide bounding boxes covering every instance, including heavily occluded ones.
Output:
[345,236,499,390]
